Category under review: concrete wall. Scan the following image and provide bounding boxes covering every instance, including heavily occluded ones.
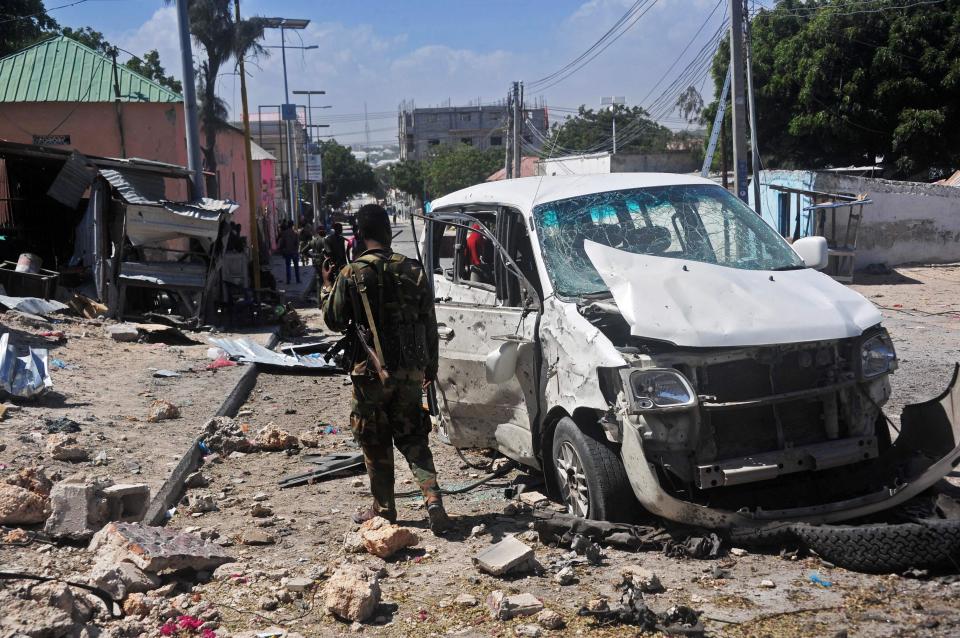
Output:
[400,105,548,160]
[611,151,698,174]
[814,172,960,267]
[756,169,960,267]
[0,101,254,240]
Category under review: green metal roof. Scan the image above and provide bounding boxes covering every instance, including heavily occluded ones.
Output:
[0,36,182,104]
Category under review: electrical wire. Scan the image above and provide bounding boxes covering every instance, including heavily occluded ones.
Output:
[0,0,92,24]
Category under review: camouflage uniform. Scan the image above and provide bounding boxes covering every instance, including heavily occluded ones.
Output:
[321,248,441,521]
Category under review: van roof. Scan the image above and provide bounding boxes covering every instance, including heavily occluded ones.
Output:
[430,173,718,212]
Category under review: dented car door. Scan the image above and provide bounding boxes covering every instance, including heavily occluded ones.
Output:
[427,208,542,467]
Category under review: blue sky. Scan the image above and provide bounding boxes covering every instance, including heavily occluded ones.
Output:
[47,0,734,145]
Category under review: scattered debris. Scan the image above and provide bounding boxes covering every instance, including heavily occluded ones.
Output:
[570,533,604,565]
[621,565,664,593]
[809,572,833,588]
[45,416,81,434]
[68,293,108,319]
[760,579,776,588]
[88,522,233,572]
[105,323,139,342]
[323,564,381,623]
[359,516,420,559]
[579,575,703,634]
[250,502,273,518]
[285,577,313,593]
[241,529,276,546]
[254,424,298,451]
[0,483,49,524]
[152,369,180,378]
[90,558,161,600]
[0,294,68,316]
[278,452,365,488]
[555,566,576,586]
[515,624,542,637]
[730,547,748,557]
[343,531,366,553]
[519,490,549,508]
[474,535,537,576]
[454,593,479,607]
[188,491,218,514]
[147,400,180,423]
[0,402,19,420]
[487,591,544,620]
[0,332,52,398]
[537,609,565,630]
[45,433,90,462]
[209,336,340,371]
[202,416,254,455]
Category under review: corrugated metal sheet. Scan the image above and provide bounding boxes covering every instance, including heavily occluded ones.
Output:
[47,150,98,207]
[936,171,960,187]
[100,168,166,203]
[0,36,181,104]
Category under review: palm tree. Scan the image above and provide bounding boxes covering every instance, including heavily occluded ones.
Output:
[164,0,266,196]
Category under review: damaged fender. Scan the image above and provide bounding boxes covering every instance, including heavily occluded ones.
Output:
[620,364,960,529]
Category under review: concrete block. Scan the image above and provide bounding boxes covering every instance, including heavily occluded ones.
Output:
[518,490,549,508]
[105,323,139,342]
[486,590,544,620]
[102,484,150,522]
[89,522,234,573]
[44,479,107,540]
[473,535,535,576]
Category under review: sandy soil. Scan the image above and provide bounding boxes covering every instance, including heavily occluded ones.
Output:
[2,262,960,638]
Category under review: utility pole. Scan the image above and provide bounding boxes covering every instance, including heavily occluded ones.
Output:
[512,81,522,179]
[293,90,328,226]
[504,85,514,179]
[234,0,260,289]
[175,0,204,198]
[744,0,762,215]
[728,0,749,204]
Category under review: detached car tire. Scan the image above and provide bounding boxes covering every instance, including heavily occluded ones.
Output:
[794,519,960,574]
[551,417,639,523]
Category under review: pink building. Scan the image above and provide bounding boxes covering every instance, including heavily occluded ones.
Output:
[0,36,259,240]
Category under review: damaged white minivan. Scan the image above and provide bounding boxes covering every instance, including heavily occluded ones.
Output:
[420,173,960,531]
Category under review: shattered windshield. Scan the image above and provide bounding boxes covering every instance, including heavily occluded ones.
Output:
[533,184,805,297]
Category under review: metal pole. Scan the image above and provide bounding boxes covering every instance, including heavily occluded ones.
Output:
[744,0,762,216]
[234,0,261,290]
[281,27,297,222]
[175,0,204,198]
[513,82,522,179]
[701,67,731,177]
[728,0,749,203]
[612,115,617,155]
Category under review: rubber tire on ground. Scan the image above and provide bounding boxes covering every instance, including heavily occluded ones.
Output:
[793,519,960,574]
[551,416,640,523]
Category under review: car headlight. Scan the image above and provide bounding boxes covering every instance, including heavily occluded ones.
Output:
[860,331,897,379]
[629,368,697,410]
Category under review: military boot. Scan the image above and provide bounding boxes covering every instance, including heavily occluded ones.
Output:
[427,500,452,534]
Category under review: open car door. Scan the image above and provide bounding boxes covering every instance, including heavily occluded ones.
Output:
[424,208,543,468]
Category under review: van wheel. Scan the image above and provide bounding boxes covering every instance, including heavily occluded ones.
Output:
[551,417,638,522]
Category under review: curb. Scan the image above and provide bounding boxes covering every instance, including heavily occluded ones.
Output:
[142,331,280,526]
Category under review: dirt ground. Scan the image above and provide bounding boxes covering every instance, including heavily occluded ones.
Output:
[2,263,960,638]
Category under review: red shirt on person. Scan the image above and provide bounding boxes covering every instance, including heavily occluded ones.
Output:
[465,224,487,266]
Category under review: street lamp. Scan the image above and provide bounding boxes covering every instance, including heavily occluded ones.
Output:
[293,90,330,227]
[262,17,312,221]
[601,96,625,154]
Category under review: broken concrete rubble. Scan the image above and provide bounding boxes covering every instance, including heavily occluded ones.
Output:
[90,559,161,600]
[253,424,299,451]
[88,522,233,572]
[44,478,149,540]
[45,433,90,462]
[359,516,419,559]
[323,564,381,623]
[202,416,253,455]
[486,590,544,620]
[621,565,664,593]
[0,483,49,524]
[518,490,549,508]
[473,535,536,576]
[147,399,180,423]
[537,608,565,630]
[105,323,139,342]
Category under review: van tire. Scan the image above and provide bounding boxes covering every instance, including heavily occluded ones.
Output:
[551,417,639,523]
[793,519,960,574]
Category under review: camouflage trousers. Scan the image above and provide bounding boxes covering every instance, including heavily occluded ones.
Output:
[350,368,441,519]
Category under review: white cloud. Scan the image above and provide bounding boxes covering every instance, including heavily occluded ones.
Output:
[112,6,182,81]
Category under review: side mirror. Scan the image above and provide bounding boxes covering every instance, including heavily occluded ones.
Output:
[793,236,829,270]
[485,341,519,384]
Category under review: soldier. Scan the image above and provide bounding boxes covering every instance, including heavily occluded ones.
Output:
[320,204,452,533]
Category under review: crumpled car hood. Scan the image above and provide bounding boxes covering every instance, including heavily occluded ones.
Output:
[584,239,882,348]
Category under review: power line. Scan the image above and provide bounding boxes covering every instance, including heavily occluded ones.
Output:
[0,0,94,25]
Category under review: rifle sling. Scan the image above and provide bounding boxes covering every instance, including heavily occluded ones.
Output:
[350,267,387,371]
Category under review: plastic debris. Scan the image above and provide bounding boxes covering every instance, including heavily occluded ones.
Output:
[152,369,180,378]
[809,572,833,588]
[0,332,52,399]
[206,357,237,371]
[50,358,75,370]
[45,416,82,434]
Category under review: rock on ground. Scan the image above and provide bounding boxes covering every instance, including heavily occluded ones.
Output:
[88,521,233,572]
[0,483,49,524]
[621,565,664,593]
[147,400,180,423]
[358,516,419,559]
[254,424,298,451]
[486,591,544,620]
[90,557,161,600]
[44,434,89,462]
[537,608,565,630]
[323,564,381,623]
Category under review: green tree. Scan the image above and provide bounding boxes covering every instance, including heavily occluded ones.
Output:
[707,0,960,178]
[320,140,378,208]
[546,105,674,156]
[0,0,58,57]
[421,145,502,200]
[124,49,182,94]
[163,0,266,196]
[60,26,111,54]
[384,159,424,202]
